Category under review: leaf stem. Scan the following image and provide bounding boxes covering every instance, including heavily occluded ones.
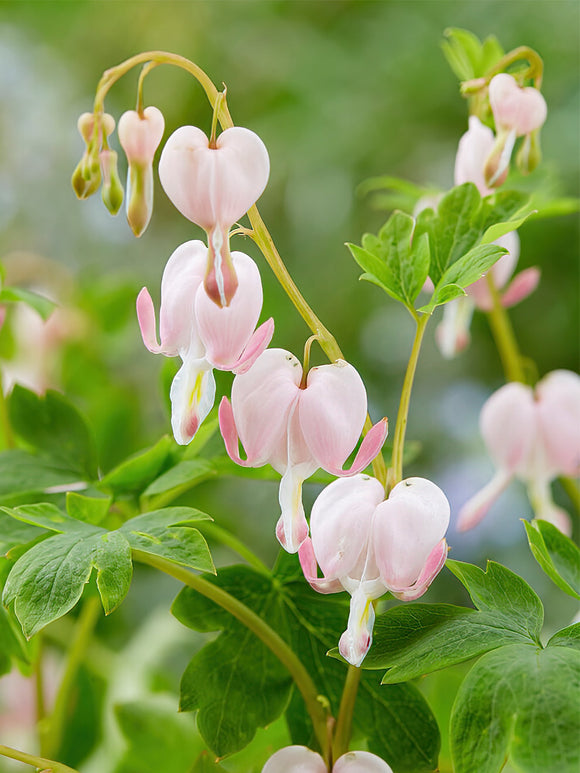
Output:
[484,273,526,383]
[388,314,430,490]
[0,744,79,773]
[132,549,331,763]
[332,664,362,761]
[44,596,101,759]
[0,370,15,450]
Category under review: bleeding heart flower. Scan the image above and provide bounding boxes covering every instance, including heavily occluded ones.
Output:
[137,240,273,444]
[219,349,388,553]
[454,116,496,197]
[484,73,547,187]
[262,746,393,772]
[300,475,450,666]
[118,106,165,236]
[458,370,580,535]
[159,125,270,307]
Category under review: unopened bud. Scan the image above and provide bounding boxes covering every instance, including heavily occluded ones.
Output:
[72,111,115,200]
[516,129,542,175]
[100,149,124,215]
[126,162,153,237]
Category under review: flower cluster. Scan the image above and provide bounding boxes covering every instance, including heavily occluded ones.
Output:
[262,746,393,772]
[459,369,580,535]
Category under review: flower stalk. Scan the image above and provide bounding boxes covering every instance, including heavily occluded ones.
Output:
[485,272,526,383]
[0,744,79,773]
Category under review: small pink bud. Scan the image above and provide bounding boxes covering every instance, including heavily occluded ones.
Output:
[72,112,116,199]
[333,751,394,772]
[118,106,165,236]
[159,125,270,306]
[262,746,326,773]
[489,74,547,137]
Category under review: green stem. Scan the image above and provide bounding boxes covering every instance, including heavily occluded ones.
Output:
[388,314,429,490]
[485,273,525,383]
[197,521,270,575]
[44,596,101,760]
[132,549,331,763]
[0,744,79,773]
[0,369,15,450]
[560,476,580,517]
[332,664,362,761]
[35,637,48,756]
[486,45,544,88]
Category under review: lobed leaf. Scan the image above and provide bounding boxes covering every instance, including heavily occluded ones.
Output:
[523,519,580,600]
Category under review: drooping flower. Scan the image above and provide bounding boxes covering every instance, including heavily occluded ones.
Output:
[159,125,269,307]
[118,106,165,236]
[299,475,450,666]
[484,73,547,187]
[219,348,388,553]
[137,239,273,444]
[458,370,580,535]
[262,745,393,772]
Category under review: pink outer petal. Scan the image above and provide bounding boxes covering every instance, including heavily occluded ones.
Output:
[468,231,521,310]
[480,381,537,475]
[218,396,255,467]
[195,251,264,370]
[334,751,394,772]
[299,360,368,473]
[435,298,473,359]
[489,74,547,136]
[454,115,495,197]
[326,418,388,477]
[339,586,376,667]
[457,469,513,531]
[298,538,344,594]
[535,370,580,477]
[118,106,165,164]
[231,318,275,374]
[373,477,450,591]
[390,539,449,601]
[262,746,326,773]
[136,287,164,354]
[230,348,302,467]
[501,267,541,308]
[310,474,385,580]
[159,125,269,229]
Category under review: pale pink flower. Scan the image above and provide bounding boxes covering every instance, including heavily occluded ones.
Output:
[300,475,450,666]
[262,746,393,772]
[219,349,388,553]
[454,116,495,197]
[137,240,273,444]
[458,370,580,535]
[484,73,547,187]
[159,125,269,307]
[118,106,165,236]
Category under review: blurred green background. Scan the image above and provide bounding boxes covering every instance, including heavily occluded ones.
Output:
[0,1,578,771]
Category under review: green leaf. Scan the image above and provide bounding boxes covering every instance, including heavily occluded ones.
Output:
[480,190,530,230]
[0,286,56,321]
[191,752,227,772]
[0,449,85,504]
[66,492,111,526]
[441,28,503,81]
[99,436,173,495]
[0,559,33,672]
[0,510,45,554]
[8,386,97,479]
[353,603,531,683]
[523,519,580,600]
[115,700,204,773]
[121,508,214,574]
[142,459,216,497]
[547,623,580,650]
[0,502,95,534]
[173,556,440,770]
[417,283,465,314]
[94,530,132,614]
[3,530,99,637]
[439,244,507,289]
[450,644,580,773]
[348,243,406,305]
[446,560,544,644]
[358,175,438,214]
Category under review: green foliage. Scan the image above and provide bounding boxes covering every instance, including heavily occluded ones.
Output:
[8,386,97,479]
[1,503,214,636]
[173,555,440,772]
[357,176,439,215]
[0,286,56,321]
[441,28,504,81]
[0,559,33,675]
[98,436,174,495]
[524,519,580,600]
[114,700,205,773]
[66,491,112,526]
[191,753,227,772]
[450,643,580,773]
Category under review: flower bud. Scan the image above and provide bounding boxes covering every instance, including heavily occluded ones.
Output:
[71,112,115,199]
[488,74,547,137]
[262,746,327,773]
[118,106,165,236]
[99,149,124,215]
[515,128,542,175]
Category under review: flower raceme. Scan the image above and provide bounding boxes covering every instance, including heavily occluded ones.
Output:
[458,370,580,535]
[118,106,165,236]
[262,746,393,772]
[137,239,274,444]
[299,475,450,667]
[159,125,270,307]
[219,348,388,553]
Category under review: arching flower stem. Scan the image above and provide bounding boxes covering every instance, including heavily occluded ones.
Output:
[485,272,526,383]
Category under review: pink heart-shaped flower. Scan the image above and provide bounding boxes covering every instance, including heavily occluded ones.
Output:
[489,73,547,136]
